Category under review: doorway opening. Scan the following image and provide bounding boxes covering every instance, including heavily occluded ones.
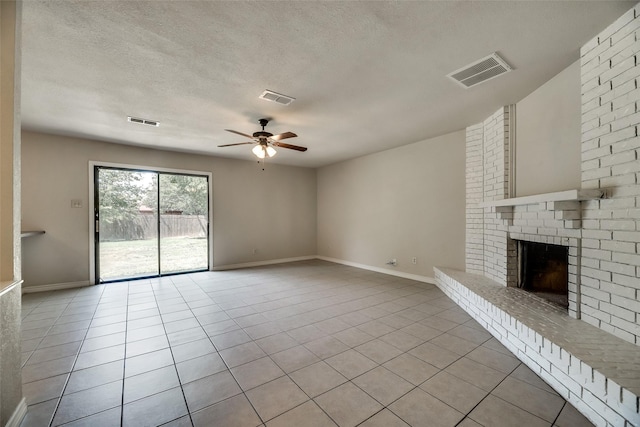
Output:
[94,166,210,283]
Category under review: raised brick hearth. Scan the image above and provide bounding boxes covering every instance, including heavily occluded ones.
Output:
[438,4,640,427]
[434,268,639,427]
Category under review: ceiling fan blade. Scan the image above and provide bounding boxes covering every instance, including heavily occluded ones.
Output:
[271,132,297,141]
[218,142,254,147]
[225,129,255,139]
[273,141,307,152]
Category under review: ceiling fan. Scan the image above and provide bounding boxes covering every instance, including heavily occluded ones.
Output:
[219,118,307,159]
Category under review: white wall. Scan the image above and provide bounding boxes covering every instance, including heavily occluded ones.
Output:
[21,131,317,287]
[516,60,581,196]
[317,131,465,280]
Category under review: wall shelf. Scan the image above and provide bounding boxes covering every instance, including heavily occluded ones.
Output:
[21,230,45,238]
[478,189,603,208]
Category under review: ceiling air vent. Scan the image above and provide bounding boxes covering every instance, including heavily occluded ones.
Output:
[259,90,295,106]
[127,116,159,127]
[447,52,512,89]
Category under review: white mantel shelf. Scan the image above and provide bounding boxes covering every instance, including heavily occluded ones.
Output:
[478,189,603,208]
[20,230,45,238]
[0,279,22,298]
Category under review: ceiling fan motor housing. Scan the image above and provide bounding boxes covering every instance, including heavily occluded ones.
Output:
[253,131,273,138]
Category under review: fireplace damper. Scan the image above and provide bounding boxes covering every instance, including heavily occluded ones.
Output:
[517,241,568,309]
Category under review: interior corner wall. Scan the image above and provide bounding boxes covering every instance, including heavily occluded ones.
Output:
[516,60,582,197]
[21,131,317,287]
[317,130,466,280]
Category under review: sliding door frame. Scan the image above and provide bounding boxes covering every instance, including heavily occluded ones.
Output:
[88,161,213,285]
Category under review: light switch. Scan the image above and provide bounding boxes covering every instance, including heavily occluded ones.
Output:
[71,199,83,208]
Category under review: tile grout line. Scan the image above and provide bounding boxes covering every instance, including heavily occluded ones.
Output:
[52,284,131,427]
[359,334,493,426]
[214,279,450,424]
[453,358,565,427]
[119,281,130,427]
[188,275,274,426]
[213,289,451,425]
[148,275,197,427]
[551,401,568,426]
[450,361,523,427]
[20,262,592,427]
[190,272,340,425]
[21,296,76,368]
[46,285,108,427]
[21,296,75,422]
[170,273,266,426]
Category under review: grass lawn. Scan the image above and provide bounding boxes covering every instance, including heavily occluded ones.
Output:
[99,236,208,281]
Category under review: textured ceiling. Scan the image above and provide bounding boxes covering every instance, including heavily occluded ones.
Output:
[21,1,634,168]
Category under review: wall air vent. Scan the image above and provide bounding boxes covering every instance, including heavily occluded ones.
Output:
[127,116,159,127]
[259,90,295,106]
[447,52,513,89]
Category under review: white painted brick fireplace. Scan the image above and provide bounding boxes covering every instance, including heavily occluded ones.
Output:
[437,4,640,427]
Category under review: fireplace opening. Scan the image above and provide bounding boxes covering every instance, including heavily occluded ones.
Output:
[517,241,568,309]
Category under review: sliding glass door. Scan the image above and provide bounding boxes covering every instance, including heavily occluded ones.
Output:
[158,173,209,275]
[95,166,209,283]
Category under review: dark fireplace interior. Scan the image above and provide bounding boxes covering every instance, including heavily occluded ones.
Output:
[517,241,568,309]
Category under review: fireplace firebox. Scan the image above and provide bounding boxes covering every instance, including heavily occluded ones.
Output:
[517,241,568,309]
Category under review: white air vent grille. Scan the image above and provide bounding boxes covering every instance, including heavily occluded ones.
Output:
[259,90,295,105]
[447,53,512,88]
[127,116,159,127]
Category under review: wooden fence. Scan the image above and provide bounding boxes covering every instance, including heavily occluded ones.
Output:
[101,214,207,241]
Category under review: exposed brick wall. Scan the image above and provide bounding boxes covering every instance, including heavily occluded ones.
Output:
[465,124,484,274]
[482,108,511,285]
[464,5,640,345]
[456,6,640,425]
[465,107,516,286]
[482,107,511,202]
[580,4,640,345]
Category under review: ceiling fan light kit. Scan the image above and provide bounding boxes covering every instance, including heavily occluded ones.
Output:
[219,118,307,160]
[266,146,277,157]
[252,144,277,159]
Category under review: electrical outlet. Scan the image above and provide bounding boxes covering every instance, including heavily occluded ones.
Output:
[412,257,417,264]
[253,248,258,254]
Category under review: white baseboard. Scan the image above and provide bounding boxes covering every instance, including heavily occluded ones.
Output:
[213,256,317,271]
[5,397,27,427]
[22,280,91,294]
[316,256,436,285]
[21,257,434,291]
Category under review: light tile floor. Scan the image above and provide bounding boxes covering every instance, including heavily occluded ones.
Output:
[19,260,593,427]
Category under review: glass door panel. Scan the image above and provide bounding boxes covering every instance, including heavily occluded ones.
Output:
[97,168,159,282]
[159,173,209,274]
